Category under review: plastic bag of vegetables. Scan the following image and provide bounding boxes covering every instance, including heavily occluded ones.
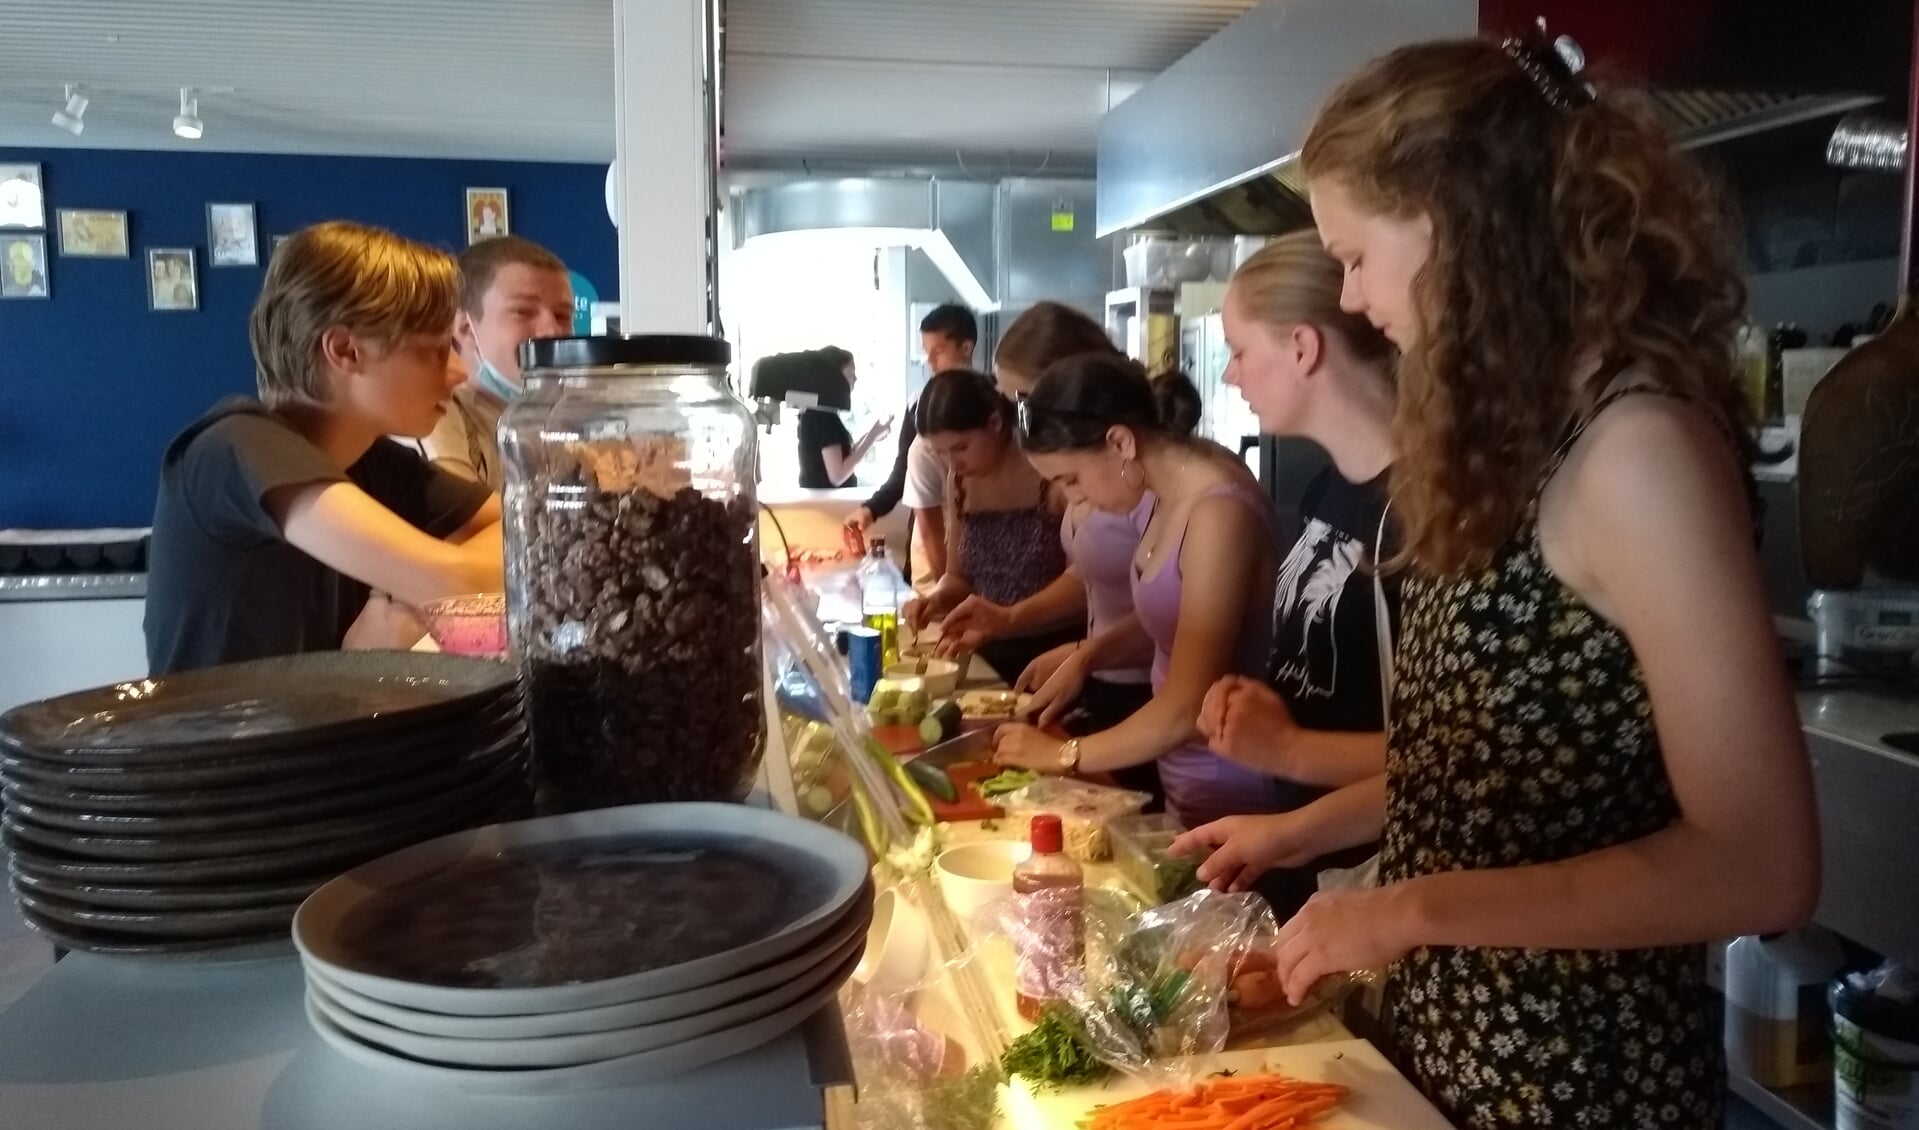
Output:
[1063,888,1349,1084]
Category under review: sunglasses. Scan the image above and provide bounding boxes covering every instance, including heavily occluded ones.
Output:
[1017,397,1115,442]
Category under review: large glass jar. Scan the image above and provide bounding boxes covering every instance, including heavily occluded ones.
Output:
[501,335,762,813]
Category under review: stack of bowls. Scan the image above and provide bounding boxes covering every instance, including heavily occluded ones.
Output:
[0,652,528,958]
[294,803,872,1093]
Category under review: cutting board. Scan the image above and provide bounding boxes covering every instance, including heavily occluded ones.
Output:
[923,757,1005,823]
[892,726,1005,823]
[1005,1040,1454,1130]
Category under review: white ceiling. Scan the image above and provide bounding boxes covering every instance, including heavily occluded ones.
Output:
[0,0,1259,167]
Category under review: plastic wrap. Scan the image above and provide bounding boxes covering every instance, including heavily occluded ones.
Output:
[763,574,936,874]
[835,869,1011,1130]
[991,888,1353,1086]
[1067,889,1276,1080]
[997,778,1152,863]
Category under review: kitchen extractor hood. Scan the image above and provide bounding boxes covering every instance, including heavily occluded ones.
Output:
[1100,0,1886,237]
[733,178,998,310]
[1096,0,1478,238]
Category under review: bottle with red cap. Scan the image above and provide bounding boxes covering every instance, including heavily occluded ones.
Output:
[1012,813,1085,1022]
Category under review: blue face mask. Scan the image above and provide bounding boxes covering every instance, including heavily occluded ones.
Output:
[472,351,519,403]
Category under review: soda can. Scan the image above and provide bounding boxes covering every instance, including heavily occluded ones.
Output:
[845,626,883,704]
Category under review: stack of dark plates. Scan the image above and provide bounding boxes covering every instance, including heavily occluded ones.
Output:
[0,652,528,959]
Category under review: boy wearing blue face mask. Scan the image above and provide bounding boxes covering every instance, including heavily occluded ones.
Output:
[417,236,573,489]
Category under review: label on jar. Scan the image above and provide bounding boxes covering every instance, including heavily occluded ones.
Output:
[1834,1015,1919,1130]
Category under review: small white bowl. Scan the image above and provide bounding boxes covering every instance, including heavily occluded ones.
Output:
[885,658,961,699]
[934,840,1030,924]
[852,887,931,995]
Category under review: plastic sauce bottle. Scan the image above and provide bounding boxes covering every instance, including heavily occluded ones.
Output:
[1013,814,1085,1022]
[858,537,908,668]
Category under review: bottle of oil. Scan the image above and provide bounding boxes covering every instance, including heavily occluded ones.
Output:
[1013,814,1084,1022]
[858,537,907,668]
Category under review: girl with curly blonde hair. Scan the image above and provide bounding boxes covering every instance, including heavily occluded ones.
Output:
[1265,32,1821,1128]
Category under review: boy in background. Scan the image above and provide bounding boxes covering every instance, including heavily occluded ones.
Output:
[416,236,573,489]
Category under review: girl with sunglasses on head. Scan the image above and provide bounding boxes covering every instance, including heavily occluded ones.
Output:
[991,356,1289,841]
[1262,30,1818,1128]
[934,304,1164,805]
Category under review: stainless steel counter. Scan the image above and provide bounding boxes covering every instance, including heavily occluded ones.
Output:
[0,573,146,603]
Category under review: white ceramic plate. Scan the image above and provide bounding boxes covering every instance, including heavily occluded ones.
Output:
[303,962,850,1094]
[308,938,862,1068]
[293,803,868,1016]
[302,896,869,1040]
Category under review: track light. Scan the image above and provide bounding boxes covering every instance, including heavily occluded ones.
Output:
[173,86,202,140]
[52,84,87,136]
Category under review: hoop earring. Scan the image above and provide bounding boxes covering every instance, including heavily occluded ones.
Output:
[1121,458,1144,490]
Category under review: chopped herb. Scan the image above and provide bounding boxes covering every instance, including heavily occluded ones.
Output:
[1213,1068,1239,1078]
[979,819,1000,833]
[922,1064,1003,1130]
[1000,1006,1109,1091]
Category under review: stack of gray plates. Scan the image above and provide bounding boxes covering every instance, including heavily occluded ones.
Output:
[0,652,528,959]
[294,803,872,1093]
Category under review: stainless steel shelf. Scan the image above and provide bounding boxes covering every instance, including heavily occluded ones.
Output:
[1729,1069,1834,1130]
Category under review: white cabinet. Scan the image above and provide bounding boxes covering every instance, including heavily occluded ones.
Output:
[0,596,147,713]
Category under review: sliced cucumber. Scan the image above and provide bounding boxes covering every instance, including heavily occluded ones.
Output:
[903,757,959,804]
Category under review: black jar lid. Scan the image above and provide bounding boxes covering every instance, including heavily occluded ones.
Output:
[520,334,731,373]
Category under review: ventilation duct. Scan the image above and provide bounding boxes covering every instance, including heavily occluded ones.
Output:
[733,178,997,310]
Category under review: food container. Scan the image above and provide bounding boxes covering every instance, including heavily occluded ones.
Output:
[1122,237,1214,289]
[1122,240,1179,288]
[1231,235,1269,273]
[884,658,961,699]
[501,334,762,813]
[418,593,508,658]
[1109,812,1204,905]
[998,778,1152,864]
[866,676,933,726]
[853,887,932,995]
[935,840,1030,924]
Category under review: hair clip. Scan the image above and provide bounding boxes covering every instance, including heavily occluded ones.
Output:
[1502,17,1596,111]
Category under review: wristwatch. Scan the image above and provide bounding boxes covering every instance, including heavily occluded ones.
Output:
[1056,738,1082,774]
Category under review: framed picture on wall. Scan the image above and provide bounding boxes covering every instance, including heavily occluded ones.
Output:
[0,233,50,299]
[0,164,45,230]
[207,202,259,267]
[465,187,509,245]
[56,209,129,258]
[148,248,198,311]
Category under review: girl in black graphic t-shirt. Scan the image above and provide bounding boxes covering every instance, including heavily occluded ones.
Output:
[1169,231,1400,919]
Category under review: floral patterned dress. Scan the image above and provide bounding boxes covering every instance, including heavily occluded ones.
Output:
[1380,388,1722,1128]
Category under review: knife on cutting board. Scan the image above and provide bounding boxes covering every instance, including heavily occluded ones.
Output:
[902,727,1005,823]
[908,726,996,770]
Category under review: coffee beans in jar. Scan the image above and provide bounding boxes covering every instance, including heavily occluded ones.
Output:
[514,437,762,812]
[503,335,763,812]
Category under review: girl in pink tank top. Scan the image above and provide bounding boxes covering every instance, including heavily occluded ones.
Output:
[991,355,1284,829]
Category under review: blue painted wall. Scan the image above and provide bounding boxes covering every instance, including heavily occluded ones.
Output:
[0,147,617,528]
